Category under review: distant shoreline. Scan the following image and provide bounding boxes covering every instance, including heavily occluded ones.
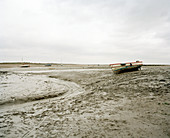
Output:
[0,62,169,67]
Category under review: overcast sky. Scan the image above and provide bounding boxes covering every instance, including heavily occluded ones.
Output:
[0,0,170,64]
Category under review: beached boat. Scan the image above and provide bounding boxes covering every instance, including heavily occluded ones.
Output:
[45,64,52,66]
[20,64,30,68]
[110,61,143,74]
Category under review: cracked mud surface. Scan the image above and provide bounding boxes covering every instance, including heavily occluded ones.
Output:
[0,66,170,137]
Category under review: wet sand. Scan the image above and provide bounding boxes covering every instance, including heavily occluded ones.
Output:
[0,65,170,137]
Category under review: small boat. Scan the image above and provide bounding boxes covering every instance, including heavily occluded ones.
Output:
[110,61,143,74]
[20,64,30,68]
[45,64,52,66]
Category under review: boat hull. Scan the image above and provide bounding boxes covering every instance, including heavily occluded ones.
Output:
[110,61,143,74]
[113,65,142,74]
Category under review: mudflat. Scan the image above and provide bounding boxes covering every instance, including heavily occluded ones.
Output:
[0,65,170,137]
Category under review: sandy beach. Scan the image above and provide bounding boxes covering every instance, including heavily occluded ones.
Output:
[0,65,170,137]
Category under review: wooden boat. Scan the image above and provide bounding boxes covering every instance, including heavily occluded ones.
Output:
[110,61,143,74]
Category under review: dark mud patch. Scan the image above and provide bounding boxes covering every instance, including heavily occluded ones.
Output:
[0,71,8,74]
[0,91,66,106]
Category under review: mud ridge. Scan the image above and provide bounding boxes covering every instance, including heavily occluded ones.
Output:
[0,91,66,106]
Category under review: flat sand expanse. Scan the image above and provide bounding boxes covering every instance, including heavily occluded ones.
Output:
[0,65,170,137]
